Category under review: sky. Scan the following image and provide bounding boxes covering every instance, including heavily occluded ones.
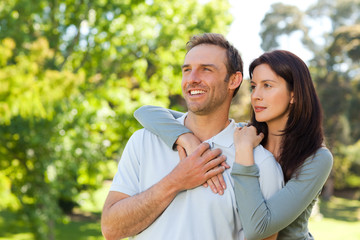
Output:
[227,0,317,78]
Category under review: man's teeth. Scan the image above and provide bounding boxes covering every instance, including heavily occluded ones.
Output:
[190,90,205,95]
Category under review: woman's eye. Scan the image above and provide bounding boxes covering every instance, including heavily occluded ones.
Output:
[250,85,256,91]
[264,83,272,88]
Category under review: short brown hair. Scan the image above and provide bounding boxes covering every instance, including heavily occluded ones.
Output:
[186,33,243,97]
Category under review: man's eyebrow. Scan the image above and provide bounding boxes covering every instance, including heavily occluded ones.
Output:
[201,64,217,69]
[181,64,218,69]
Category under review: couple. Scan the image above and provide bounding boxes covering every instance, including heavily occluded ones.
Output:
[101,33,333,240]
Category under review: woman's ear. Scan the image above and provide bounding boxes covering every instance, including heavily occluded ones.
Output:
[290,92,295,104]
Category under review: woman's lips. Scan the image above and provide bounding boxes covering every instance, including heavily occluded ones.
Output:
[254,106,266,112]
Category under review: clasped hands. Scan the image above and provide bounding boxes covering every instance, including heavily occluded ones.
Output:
[173,126,263,195]
[175,142,229,195]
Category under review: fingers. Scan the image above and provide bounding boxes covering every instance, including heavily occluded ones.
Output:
[201,147,222,162]
[207,179,217,194]
[218,173,227,190]
[236,125,264,141]
[192,142,211,157]
[208,173,227,195]
[204,154,226,171]
[258,132,264,139]
[205,167,226,192]
[220,161,230,169]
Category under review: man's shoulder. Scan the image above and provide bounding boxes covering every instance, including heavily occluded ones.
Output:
[254,145,273,161]
[131,128,158,137]
[253,145,281,170]
[127,128,160,143]
[128,128,171,151]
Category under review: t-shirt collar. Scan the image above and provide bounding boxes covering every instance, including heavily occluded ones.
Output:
[177,113,236,148]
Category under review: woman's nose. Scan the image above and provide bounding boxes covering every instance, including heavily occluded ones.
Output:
[251,89,263,100]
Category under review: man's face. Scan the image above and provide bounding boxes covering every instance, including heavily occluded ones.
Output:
[181,44,230,115]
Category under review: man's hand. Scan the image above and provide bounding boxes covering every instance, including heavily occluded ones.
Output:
[176,133,229,194]
[168,142,227,191]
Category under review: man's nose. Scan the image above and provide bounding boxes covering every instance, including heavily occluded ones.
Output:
[188,69,201,84]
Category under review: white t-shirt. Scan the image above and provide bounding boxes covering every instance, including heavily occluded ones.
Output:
[110,114,284,240]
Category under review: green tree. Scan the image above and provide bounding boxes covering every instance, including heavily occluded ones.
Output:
[259,0,360,198]
[0,0,233,239]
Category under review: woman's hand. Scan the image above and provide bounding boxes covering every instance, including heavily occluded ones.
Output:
[176,133,229,195]
[234,126,264,150]
[233,126,264,166]
[175,133,201,156]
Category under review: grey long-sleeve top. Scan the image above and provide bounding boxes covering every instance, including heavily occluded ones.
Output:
[134,105,333,240]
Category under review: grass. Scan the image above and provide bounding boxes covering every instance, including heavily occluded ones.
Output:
[0,182,110,240]
[309,197,360,240]
[0,193,359,240]
[0,210,103,240]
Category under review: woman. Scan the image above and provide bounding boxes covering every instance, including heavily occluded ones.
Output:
[134,50,333,240]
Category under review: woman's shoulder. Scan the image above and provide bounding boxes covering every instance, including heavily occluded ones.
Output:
[304,147,333,170]
[314,147,333,162]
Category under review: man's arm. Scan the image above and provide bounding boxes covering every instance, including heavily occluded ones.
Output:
[101,143,227,240]
[101,175,181,240]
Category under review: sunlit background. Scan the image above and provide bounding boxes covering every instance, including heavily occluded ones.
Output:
[0,0,359,239]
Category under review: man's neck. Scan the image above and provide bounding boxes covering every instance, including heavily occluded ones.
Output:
[185,111,230,142]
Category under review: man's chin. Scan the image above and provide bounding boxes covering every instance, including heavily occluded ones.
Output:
[187,105,210,115]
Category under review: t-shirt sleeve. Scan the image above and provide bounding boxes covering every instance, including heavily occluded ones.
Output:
[110,130,143,196]
[134,105,191,149]
[231,147,333,240]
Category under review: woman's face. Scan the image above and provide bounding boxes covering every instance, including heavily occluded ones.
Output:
[250,64,293,129]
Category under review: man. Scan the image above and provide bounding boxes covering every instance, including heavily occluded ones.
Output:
[101,33,283,240]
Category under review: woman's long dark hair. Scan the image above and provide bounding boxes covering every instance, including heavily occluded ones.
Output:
[249,50,324,182]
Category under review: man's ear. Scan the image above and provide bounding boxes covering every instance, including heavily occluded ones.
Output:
[229,72,243,90]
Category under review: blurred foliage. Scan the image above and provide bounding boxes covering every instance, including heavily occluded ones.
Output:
[0,0,232,239]
[333,140,360,189]
[260,0,360,194]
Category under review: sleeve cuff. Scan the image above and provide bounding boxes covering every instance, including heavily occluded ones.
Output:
[231,162,260,177]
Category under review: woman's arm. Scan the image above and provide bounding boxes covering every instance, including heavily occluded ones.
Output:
[231,148,333,240]
[134,105,191,149]
[134,105,228,194]
[234,126,282,240]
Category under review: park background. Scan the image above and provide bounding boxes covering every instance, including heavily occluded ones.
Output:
[0,0,360,239]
